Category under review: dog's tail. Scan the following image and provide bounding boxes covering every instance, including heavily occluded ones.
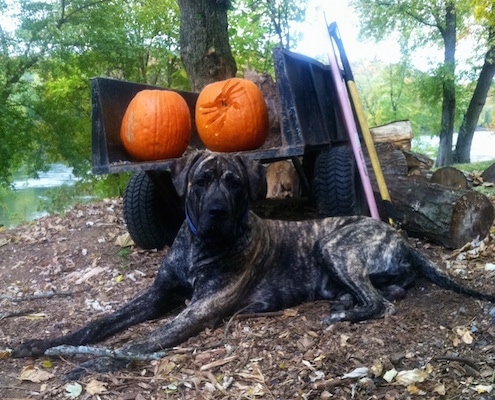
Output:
[411,247,495,302]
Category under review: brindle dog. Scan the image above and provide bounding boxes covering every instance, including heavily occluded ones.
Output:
[12,151,495,379]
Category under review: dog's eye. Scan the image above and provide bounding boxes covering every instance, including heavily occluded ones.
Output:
[226,177,242,190]
[195,178,207,187]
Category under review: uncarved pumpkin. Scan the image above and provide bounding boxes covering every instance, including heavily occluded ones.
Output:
[120,90,191,161]
[195,78,269,152]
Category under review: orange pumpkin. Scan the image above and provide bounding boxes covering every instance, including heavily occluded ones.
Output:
[195,78,269,152]
[120,90,191,161]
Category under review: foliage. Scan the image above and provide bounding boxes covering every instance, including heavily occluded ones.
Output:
[0,0,305,194]
[229,0,307,75]
[0,0,187,189]
[350,0,495,166]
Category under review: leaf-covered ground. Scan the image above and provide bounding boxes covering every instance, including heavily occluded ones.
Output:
[1,197,495,399]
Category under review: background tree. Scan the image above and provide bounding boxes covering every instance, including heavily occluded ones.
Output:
[0,0,185,188]
[350,0,494,167]
[453,0,495,163]
[177,0,237,92]
[229,0,306,74]
[0,0,306,193]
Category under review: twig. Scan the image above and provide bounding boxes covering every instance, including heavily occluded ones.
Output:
[0,309,36,320]
[432,356,480,372]
[0,290,80,303]
[313,377,356,390]
[202,371,229,396]
[236,310,286,319]
[44,345,169,361]
[199,355,238,371]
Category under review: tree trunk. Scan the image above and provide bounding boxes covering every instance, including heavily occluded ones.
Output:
[435,1,456,167]
[177,0,237,92]
[454,27,495,164]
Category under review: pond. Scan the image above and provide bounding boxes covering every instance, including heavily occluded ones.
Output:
[1,130,494,228]
[0,164,80,228]
[412,130,495,162]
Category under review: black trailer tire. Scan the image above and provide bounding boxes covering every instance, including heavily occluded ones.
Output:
[123,171,183,250]
[313,146,367,216]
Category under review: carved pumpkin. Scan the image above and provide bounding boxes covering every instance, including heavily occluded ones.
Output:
[120,90,191,161]
[195,78,269,152]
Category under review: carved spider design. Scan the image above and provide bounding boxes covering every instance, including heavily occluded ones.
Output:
[198,80,246,131]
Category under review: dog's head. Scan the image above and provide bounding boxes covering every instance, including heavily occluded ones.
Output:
[171,151,266,242]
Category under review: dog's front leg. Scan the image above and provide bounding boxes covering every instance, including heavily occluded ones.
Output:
[12,269,189,358]
[64,278,242,379]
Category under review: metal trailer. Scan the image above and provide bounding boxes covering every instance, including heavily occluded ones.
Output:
[91,47,370,250]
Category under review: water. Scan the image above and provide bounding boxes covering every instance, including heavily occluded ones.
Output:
[12,163,76,190]
[1,131,493,228]
[0,164,78,228]
[412,130,495,162]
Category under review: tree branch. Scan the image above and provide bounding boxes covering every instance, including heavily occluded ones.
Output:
[45,345,169,361]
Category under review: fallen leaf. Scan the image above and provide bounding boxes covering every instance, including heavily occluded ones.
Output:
[115,233,134,247]
[65,382,83,398]
[473,384,493,393]
[406,384,426,395]
[75,266,106,284]
[433,383,446,395]
[395,368,429,386]
[370,359,383,377]
[383,368,398,383]
[456,327,473,344]
[19,365,55,382]
[485,263,495,271]
[0,349,12,359]
[310,370,325,382]
[156,359,177,376]
[25,313,47,320]
[340,334,350,347]
[86,379,107,395]
[283,308,298,317]
[342,367,368,379]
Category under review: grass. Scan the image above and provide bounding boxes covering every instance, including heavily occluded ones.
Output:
[452,159,495,173]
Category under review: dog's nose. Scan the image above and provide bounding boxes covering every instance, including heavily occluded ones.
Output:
[208,206,227,218]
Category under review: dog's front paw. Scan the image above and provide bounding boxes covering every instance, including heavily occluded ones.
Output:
[63,357,128,381]
[321,311,348,325]
[12,340,52,358]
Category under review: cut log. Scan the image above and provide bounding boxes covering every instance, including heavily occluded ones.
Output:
[430,167,470,189]
[482,162,495,184]
[378,176,494,249]
[402,151,434,177]
[370,120,413,151]
[366,143,494,248]
[368,143,408,180]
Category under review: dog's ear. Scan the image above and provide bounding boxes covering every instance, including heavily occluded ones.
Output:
[170,151,205,197]
[236,156,267,201]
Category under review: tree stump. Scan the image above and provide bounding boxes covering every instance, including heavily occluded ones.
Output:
[381,176,494,249]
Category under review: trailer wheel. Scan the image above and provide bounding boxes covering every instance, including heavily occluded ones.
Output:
[123,171,184,250]
[313,146,367,216]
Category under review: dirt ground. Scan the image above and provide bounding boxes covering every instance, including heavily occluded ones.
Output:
[1,197,495,399]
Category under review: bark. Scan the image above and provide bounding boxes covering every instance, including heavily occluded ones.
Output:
[435,1,456,167]
[177,0,237,92]
[482,162,495,184]
[454,26,495,164]
[384,176,493,249]
[430,166,469,189]
[369,145,494,248]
